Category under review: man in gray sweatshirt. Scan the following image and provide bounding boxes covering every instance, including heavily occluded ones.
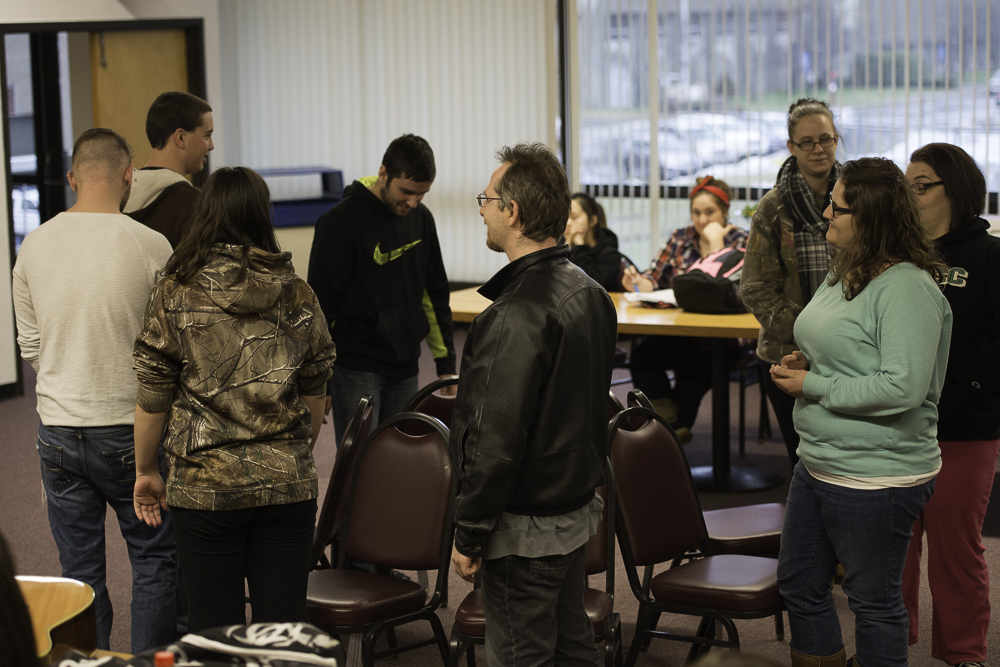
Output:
[12,128,177,653]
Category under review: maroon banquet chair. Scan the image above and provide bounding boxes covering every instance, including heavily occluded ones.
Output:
[306,411,456,667]
[399,374,460,435]
[626,389,785,640]
[609,406,783,664]
[309,395,374,570]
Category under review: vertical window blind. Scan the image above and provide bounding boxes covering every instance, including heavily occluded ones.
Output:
[569,0,1000,265]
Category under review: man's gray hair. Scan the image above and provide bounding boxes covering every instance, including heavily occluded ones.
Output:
[495,143,571,242]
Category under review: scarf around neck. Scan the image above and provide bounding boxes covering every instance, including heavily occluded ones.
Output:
[775,155,842,302]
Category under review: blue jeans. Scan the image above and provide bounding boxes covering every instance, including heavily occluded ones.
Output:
[481,546,599,666]
[328,367,418,443]
[777,462,935,667]
[36,423,178,652]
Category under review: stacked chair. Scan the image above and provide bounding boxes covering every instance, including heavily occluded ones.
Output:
[447,458,623,667]
[608,405,784,665]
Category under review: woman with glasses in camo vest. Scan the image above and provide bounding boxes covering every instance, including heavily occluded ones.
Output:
[741,98,843,469]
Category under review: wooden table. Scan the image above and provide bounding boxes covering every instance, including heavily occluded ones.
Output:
[450,287,783,492]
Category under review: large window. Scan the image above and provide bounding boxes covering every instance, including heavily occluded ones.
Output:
[571,0,1000,264]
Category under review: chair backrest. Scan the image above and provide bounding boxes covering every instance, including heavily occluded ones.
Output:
[608,390,625,422]
[399,375,460,435]
[309,395,374,568]
[340,412,455,593]
[608,406,708,569]
[584,459,615,585]
[626,388,652,410]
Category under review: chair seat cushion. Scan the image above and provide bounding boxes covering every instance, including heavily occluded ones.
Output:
[650,554,780,612]
[703,503,784,556]
[307,569,428,627]
[453,587,613,636]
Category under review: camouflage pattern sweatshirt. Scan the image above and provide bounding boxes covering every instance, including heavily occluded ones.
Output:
[134,244,336,511]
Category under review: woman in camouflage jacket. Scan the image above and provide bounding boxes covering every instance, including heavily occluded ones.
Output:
[131,167,336,632]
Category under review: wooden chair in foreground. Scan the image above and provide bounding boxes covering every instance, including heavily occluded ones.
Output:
[609,406,783,665]
[17,576,97,662]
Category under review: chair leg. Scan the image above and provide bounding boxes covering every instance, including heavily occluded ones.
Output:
[758,363,772,441]
[738,368,747,455]
[426,611,451,667]
[685,617,715,664]
[624,607,656,667]
[774,610,785,641]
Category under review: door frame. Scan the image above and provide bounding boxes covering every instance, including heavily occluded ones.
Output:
[0,18,206,399]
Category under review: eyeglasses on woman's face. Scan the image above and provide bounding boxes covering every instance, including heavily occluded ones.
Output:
[909,180,944,195]
[790,135,838,152]
[828,196,853,218]
[477,193,502,208]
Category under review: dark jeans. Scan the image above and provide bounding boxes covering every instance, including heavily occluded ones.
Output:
[481,546,599,666]
[761,367,800,467]
[630,335,739,428]
[328,367,419,444]
[170,499,317,632]
[36,423,177,652]
[778,463,935,667]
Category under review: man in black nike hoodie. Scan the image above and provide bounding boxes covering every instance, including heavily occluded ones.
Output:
[308,134,456,443]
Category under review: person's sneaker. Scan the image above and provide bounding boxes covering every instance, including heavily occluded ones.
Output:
[953,662,990,667]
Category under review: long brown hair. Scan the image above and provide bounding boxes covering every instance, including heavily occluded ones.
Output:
[829,157,947,300]
[165,167,280,285]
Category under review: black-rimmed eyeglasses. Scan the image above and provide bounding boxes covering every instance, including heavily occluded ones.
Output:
[910,180,944,195]
[828,196,853,218]
[790,135,838,152]
[477,193,502,208]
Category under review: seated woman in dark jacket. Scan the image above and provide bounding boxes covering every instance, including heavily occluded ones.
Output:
[564,192,622,291]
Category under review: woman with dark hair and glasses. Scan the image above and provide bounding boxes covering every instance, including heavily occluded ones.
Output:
[741,98,843,469]
[770,157,952,667]
[563,192,622,291]
[621,176,747,440]
[131,167,336,631]
[901,143,1000,667]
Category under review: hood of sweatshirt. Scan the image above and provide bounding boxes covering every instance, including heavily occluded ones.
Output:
[937,215,989,247]
[124,167,192,212]
[197,244,296,315]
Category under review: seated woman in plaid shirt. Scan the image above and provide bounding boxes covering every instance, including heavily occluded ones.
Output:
[622,176,747,441]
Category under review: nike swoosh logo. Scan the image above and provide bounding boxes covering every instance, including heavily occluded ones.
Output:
[373,240,422,266]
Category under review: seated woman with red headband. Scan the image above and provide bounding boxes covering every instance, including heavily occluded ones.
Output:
[622,176,747,441]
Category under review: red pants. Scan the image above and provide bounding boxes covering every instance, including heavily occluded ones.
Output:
[902,438,999,664]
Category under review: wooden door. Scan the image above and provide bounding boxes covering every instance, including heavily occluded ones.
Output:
[89,30,188,168]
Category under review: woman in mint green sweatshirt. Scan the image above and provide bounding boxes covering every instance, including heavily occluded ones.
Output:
[769,157,952,667]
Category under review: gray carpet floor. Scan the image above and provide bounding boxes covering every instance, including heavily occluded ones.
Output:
[2,328,997,666]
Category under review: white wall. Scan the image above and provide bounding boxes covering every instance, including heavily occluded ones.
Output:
[0,0,225,389]
[218,0,560,283]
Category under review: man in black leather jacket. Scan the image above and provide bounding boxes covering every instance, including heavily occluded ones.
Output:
[451,143,617,665]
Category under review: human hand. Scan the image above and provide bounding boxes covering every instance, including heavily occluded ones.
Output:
[780,350,809,371]
[451,546,481,583]
[770,365,806,398]
[438,375,458,397]
[134,473,168,527]
[564,216,588,246]
[323,395,332,424]
[622,266,654,292]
